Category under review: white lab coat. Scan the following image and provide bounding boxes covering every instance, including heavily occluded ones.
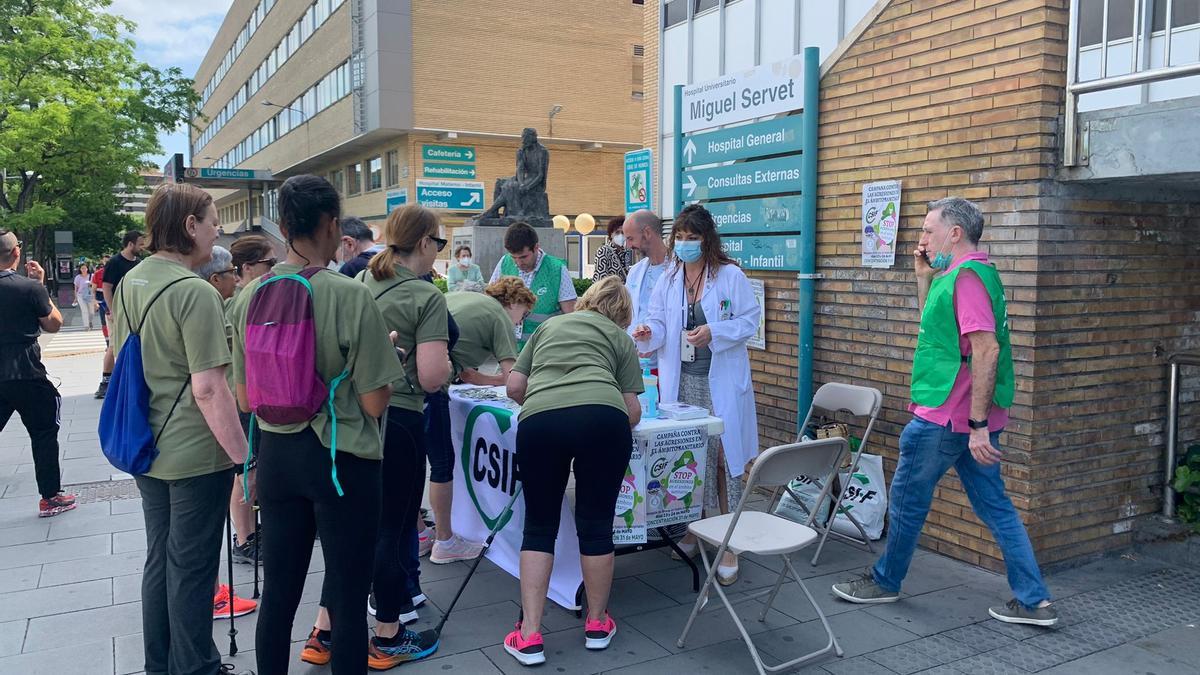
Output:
[636,261,760,478]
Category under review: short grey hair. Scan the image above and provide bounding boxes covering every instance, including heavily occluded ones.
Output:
[196,245,232,279]
[340,216,372,242]
[927,197,984,244]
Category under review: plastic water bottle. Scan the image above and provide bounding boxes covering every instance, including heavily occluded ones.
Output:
[639,358,659,419]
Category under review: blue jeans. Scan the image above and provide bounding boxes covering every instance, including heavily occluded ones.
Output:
[872,416,1050,609]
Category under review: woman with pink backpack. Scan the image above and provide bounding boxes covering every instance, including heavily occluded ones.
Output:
[227,175,405,675]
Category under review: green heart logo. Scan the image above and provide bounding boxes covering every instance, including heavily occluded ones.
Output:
[460,404,517,531]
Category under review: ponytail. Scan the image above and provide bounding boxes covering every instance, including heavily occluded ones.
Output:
[369,205,440,281]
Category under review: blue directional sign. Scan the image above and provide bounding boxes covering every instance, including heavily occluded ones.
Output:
[680,154,803,202]
[682,116,803,167]
[707,196,804,235]
[721,234,803,271]
[624,148,653,212]
[386,188,408,214]
[416,179,485,212]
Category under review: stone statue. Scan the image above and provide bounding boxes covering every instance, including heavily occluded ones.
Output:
[478,127,551,225]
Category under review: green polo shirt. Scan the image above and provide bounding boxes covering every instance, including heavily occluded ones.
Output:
[512,310,643,421]
[446,292,518,373]
[109,256,233,480]
[356,265,449,412]
[229,263,403,460]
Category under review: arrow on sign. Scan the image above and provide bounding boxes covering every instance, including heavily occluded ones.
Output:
[461,193,481,207]
[683,139,697,165]
[465,150,474,160]
[682,174,697,198]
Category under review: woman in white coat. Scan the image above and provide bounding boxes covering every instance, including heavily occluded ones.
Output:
[632,204,760,585]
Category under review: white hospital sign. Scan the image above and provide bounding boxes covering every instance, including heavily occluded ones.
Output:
[681,54,807,134]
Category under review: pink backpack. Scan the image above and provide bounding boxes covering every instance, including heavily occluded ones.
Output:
[244,268,350,494]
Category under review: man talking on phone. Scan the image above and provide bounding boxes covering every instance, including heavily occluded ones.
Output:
[831,197,1057,627]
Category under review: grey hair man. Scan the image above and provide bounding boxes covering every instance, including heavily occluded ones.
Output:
[622,210,669,362]
[832,196,1057,628]
[0,230,75,517]
[337,216,379,277]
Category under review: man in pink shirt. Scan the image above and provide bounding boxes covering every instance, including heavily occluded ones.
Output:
[832,197,1057,627]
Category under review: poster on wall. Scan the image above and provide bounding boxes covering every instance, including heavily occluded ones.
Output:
[748,278,766,350]
[644,425,707,528]
[861,180,902,268]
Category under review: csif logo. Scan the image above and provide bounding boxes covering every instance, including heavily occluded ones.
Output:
[460,405,520,531]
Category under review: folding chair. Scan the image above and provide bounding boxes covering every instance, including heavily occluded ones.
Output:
[793,382,883,565]
[677,437,847,674]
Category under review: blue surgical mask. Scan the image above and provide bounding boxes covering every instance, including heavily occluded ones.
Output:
[674,240,702,263]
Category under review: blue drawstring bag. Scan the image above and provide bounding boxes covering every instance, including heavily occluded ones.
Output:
[98,277,195,475]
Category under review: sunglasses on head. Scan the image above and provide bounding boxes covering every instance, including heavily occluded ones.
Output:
[255,257,277,266]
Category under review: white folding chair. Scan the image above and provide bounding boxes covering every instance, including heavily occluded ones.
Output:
[677,437,847,674]
[792,382,883,565]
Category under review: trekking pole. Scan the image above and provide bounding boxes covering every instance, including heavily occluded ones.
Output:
[225,511,239,656]
[431,484,523,639]
[252,503,260,599]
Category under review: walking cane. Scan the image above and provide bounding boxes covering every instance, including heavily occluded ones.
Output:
[252,503,260,599]
[225,511,239,656]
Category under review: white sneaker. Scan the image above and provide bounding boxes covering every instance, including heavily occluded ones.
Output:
[429,534,484,564]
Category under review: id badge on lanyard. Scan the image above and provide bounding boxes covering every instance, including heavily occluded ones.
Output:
[680,283,696,362]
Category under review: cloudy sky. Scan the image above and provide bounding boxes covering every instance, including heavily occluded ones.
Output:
[107,0,235,169]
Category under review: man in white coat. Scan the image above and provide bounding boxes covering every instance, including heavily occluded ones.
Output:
[632,205,760,584]
[622,210,669,369]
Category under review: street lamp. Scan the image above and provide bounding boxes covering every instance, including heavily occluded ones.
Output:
[548,104,563,137]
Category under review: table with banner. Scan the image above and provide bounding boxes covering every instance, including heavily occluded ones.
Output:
[447,385,724,610]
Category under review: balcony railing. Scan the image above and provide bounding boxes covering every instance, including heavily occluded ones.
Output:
[1064,0,1200,165]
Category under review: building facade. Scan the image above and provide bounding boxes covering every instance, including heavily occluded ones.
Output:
[191,0,644,272]
[646,0,1200,569]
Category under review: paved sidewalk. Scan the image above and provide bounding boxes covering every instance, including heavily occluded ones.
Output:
[1,353,1198,674]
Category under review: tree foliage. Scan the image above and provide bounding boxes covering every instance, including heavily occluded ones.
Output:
[0,0,198,260]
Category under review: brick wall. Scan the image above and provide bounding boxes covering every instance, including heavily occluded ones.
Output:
[644,0,1200,569]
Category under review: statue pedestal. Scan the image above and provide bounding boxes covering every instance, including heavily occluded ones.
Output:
[468,215,554,229]
[453,225,568,283]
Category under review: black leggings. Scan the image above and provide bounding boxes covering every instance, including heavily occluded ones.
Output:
[255,427,380,675]
[369,407,426,623]
[517,405,632,556]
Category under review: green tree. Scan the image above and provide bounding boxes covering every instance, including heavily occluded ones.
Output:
[0,0,197,262]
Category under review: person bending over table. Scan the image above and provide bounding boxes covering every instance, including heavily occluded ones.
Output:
[502,276,644,668]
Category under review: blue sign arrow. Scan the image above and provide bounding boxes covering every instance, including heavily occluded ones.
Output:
[682,116,803,167]
[681,154,803,202]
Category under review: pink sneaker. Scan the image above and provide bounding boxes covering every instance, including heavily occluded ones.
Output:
[418,526,435,557]
[503,622,545,666]
[585,614,617,650]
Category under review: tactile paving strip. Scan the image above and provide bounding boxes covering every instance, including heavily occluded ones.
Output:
[941,624,1018,652]
[820,655,899,675]
[986,642,1068,672]
[943,652,1031,675]
[62,478,140,504]
[1023,631,1107,660]
[864,643,944,674]
[907,634,980,663]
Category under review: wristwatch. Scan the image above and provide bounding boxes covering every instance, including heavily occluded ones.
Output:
[967,418,988,430]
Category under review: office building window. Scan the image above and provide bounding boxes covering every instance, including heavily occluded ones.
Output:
[347,163,361,196]
[386,150,400,187]
[664,0,687,27]
[366,156,382,191]
[695,0,718,14]
[330,168,345,195]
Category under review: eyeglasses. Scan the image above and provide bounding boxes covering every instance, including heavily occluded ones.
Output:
[428,235,448,252]
[216,268,237,277]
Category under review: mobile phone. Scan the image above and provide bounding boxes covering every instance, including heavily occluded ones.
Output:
[679,333,696,362]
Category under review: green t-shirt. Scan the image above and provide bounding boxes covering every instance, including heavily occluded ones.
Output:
[512,310,644,421]
[229,263,404,460]
[355,265,449,412]
[446,292,518,373]
[109,256,233,480]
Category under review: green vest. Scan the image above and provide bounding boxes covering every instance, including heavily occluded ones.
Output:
[500,252,566,349]
[911,260,1014,409]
